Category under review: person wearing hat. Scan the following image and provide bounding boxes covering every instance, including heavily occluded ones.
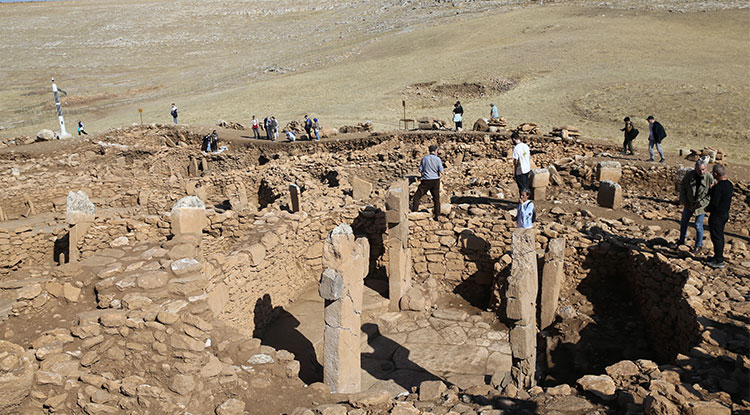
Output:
[646,115,667,162]
[620,116,638,155]
[489,103,499,120]
[412,144,444,220]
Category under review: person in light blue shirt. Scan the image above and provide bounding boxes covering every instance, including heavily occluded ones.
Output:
[412,144,444,220]
[516,188,535,229]
[490,103,499,119]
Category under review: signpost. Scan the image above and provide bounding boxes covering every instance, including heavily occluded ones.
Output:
[138,108,143,125]
[51,78,72,138]
[399,100,414,130]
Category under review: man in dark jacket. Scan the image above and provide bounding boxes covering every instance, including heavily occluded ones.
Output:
[646,115,666,163]
[706,164,733,269]
[621,117,638,155]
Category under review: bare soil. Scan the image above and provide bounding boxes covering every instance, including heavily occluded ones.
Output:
[0,0,747,161]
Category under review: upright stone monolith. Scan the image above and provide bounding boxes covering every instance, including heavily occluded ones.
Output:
[170,196,207,236]
[540,238,566,330]
[319,224,370,394]
[385,179,411,311]
[506,228,538,389]
[530,168,550,200]
[289,184,301,213]
[66,190,95,262]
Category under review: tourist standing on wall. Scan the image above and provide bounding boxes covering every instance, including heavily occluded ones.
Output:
[676,159,715,255]
[412,144,444,220]
[490,103,499,120]
[621,116,638,155]
[453,101,464,131]
[251,115,260,139]
[170,103,178,124]
[516,188,535,229]
[706,164,733,269]
[512,136,532,195]
[646,115,666,163]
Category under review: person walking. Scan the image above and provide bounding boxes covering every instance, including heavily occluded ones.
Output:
[489,103,499,120]
[512,136,532,196]
[516,188,535,229]
[452,101,464,131]
[303,115,313,140]
[170,103,178,124]
[621,116,638,155]
[313,118,320,141]
[706,164,733,269]
[676,159,715,255]
[412,144,444,220]
[251,115,260,139]
[77,120,88,136]
[646,115,666,162]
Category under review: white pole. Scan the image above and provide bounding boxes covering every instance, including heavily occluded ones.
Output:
[51,78,71,138]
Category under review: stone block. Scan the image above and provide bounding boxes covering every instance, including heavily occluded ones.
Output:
[597,180,623,209]
[531,186,546,201]
[419,380,447,401]
[351,177,373,200]
[596,161,622,183]
[170,207,208,236]
[319,269,344,301]
[530,168,550,188]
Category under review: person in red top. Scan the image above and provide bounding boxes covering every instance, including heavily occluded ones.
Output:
[251,115,260,139]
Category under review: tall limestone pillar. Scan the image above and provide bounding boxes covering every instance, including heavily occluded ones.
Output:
[540,238,566,330]
[66,190,95,263]
[385,179,411,311]
[170,196,208,237]
[318,224,370,393]
[506,228,538,389]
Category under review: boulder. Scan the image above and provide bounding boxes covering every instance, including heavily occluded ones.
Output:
[36,129,56,141]
[576,374,616,401]
[0,340,34,410]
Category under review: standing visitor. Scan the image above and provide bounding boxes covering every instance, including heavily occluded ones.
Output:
[676,159,715,255]
[265,117,273,141]
[646,115,666,163]
[170,103,178,124]
[512,136,532,196]
[313,118,320,141]
[271,117,279,141]
[251,115,260,139]
[706,164,733,269]
[452,101,464,131]
[489,103,499,120]
[304,115,313,140]
[412,144,444,220]
[516,188,535,229]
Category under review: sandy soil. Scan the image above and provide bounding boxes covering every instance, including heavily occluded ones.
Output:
[1,0,748,161]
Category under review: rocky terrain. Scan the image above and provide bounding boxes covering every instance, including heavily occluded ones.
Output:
[0,122,747,414]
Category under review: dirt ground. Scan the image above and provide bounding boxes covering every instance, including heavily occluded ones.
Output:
[0,0,747,161]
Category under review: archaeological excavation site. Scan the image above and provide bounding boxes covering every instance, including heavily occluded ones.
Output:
[0,123,748,415]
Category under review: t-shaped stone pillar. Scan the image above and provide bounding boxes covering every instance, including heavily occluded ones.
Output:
[385,179,411,311]
[66,190,95,263]
[540,238,566,330]
[170,196,208,237]
[318,224,370,394]
[506,228,538,390]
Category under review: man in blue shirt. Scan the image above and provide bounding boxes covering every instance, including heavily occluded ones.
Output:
[412,144,444,220]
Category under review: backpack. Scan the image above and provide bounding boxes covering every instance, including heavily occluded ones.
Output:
[171,108,178,117]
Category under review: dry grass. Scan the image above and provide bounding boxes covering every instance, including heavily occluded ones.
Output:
[0,0,748,161]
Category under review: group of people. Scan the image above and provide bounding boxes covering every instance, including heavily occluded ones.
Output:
[411,135,734,269]
[451,102,502,132]
[676,159,734,268]
[621,115,667,162]
[250,115,320,142]
[411,140,536,230]
[202,130,219,152]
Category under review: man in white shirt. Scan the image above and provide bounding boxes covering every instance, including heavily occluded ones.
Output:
[512,136,531,196]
